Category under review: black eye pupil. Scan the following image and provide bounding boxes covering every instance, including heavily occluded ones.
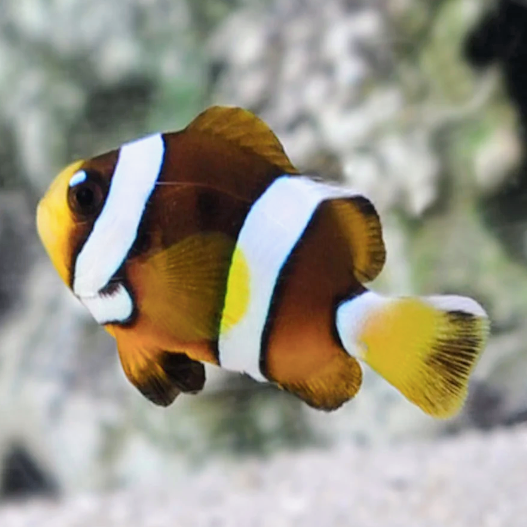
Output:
[68,171,106,216]
[75,186,94,208]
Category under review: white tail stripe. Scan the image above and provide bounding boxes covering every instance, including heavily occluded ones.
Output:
[336,291,386,359]
[218,176,363,381]
[73,134,165,298]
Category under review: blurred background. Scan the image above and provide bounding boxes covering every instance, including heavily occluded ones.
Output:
[0,0,526,525]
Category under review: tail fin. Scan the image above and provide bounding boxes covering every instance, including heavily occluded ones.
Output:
[336,291,490,418]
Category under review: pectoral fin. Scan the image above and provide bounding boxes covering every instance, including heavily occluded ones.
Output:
[132,232,240,342]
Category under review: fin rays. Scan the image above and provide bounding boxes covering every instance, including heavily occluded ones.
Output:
[133,232,237,341]
[187,106,299,175]
[280,353,363,411]
[337,292,489,418]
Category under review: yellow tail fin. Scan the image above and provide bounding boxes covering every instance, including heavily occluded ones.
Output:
[336,292,490,418]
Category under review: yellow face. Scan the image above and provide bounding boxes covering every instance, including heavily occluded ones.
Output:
[36,152,115,289]
[36,160,85,287]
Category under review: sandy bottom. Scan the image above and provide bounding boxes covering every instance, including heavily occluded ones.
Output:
[1,426,526,527]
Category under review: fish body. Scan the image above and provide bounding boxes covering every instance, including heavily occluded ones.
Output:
[37,106,489,417]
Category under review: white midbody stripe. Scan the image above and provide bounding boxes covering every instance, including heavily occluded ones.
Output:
[73,133,165,324]
[218,175,362,382]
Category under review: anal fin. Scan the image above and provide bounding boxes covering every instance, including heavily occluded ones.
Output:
[279,352,363,412]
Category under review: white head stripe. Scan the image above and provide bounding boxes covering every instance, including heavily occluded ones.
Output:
[80,284,134,325]
[73,133,165,297]
[69,170,87,187]
[218,176,363,382]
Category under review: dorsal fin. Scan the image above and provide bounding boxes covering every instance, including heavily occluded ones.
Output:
[328,196,386,283]
[186,106,299,175]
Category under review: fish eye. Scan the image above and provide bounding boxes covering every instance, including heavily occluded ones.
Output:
[67,171,105,217]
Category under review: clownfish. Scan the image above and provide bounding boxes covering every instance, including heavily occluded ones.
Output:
[36,106,489,418]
